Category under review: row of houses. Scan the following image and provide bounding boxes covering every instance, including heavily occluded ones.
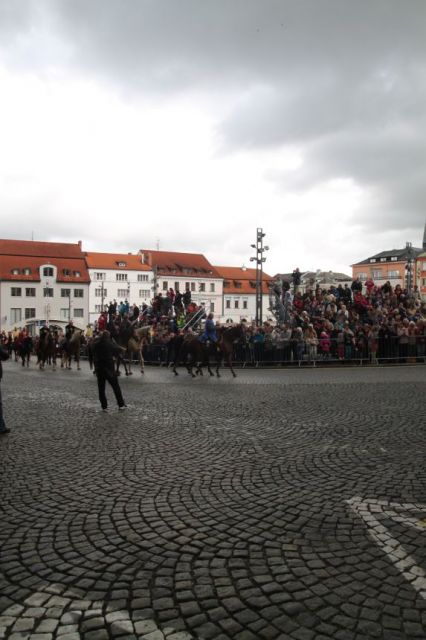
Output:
[1,229,425,334]
[0,239,274,332]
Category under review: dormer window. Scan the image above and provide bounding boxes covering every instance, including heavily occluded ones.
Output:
[43,267,54,277]
[73,271,81,277]
[369,259,376,263]
[391,256,398,261]
[63,268,71,276]
[117,262,126,267]
[11,268,20,275]
[380,258,387,262]
[23,268,31,275]
[224,280,230,287]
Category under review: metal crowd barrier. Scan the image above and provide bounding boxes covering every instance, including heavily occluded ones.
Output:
[140,336,425,368]
[68,335,425,368]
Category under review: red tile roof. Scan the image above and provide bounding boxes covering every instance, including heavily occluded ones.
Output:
[0,239,84,259]
[139,250,220,278]
[0,239,90,282]
[214,266,273,294]
[85,252,151,271]
[0,256,90,282]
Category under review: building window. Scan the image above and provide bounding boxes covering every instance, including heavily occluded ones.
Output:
[60,308,70,320]
[234,300,239,309]
[116,273,128,281]
[25,308,36,320]
[11,287,22,296]
[11,268,20,275]
[74,289,84,298]
[423,278,426,286]
[43,288,54,297]
[117,289,128,298]
[388,270,400,278]
[74,308,84,318]
[25,288,36,297]
[137,274,148,282]
[43,267,54,277]
[10,308,22,324]
[210,283,215,292]
[391,256,398,261]
[162,281,168,291]
[199,282,206,292]
[369,259,376,263]
[61,288,71,297]
[117,262,126,267]
[422,262,426,270]
[380,258,387,262]
[175,282,180,291]
[372,270,382,279]
[191,282,196,292]
[139,290,150,298]
[210,302,215,312]
[185,282,190,290]
[358,272,367,279]
[63,268,71,276]
[95,272,106,280]
[73,271,81,277]
[23,268,31,275]
[226,299,231,309]
[95,288,107,297]
[243,300,248,309]
[95,304,103,313]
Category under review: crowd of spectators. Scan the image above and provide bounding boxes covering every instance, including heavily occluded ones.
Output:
[1,277,425,366]
[93,277,426,366]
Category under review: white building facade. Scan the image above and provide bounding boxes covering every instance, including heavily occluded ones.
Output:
[215,266,273,323]
[139,250,223,315]
[0,240,90,333]
[85,253,154,324]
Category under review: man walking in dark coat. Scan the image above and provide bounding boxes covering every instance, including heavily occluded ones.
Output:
[0,345,10,434]
[92,331,126,412]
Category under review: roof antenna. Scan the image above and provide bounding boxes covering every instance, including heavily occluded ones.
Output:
[156,238,160,251]
[31,230,34,241]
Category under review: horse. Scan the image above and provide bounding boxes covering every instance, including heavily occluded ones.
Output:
[173,323,246,378]
[116,324,151,375]
[37,329,57,371]
[17,336,34,367]
[61,329,85,370]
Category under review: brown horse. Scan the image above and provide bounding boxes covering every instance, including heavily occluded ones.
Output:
[37,329,57,371]
[173,323,246,378]
[116,325,151,375]
[61,329,85,370]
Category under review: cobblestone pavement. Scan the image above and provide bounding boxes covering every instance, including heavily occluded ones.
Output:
[0,361,425,640]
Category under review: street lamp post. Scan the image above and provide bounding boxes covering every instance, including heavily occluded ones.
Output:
[250,228,269,325]
[101,279,106,312]
[405,242,414,292]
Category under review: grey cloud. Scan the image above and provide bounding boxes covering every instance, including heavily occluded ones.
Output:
[1,0,425,266]
[3,1,425,92]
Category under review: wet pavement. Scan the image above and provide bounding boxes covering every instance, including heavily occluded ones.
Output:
[0,360,425,640]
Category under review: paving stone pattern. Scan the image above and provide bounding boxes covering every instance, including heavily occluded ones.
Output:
[0,362,425,639]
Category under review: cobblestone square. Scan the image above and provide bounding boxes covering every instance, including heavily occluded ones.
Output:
[0,363,425,639]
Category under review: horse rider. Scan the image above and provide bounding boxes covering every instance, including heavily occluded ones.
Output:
[65,320,76,341]
[199,313,218,346]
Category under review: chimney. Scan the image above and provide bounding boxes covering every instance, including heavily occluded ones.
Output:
[78,240,82,250]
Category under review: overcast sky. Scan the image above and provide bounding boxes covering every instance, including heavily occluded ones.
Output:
[0,0,425,276]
